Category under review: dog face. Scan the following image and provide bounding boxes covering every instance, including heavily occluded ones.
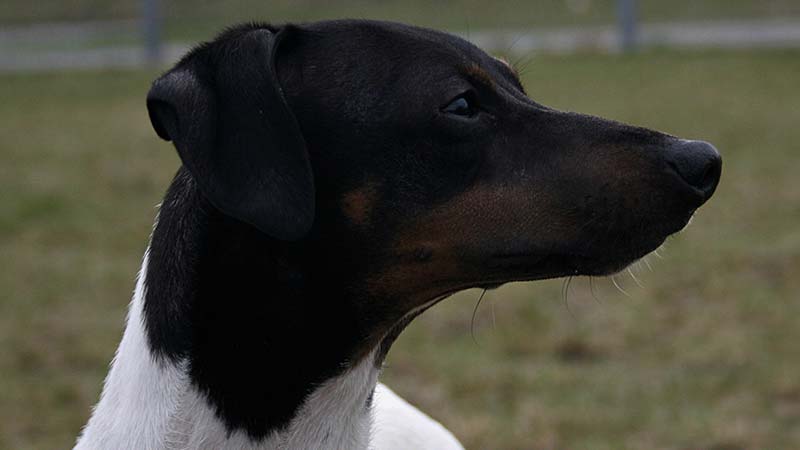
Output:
[272,21,721,304]
[148,19,720,317]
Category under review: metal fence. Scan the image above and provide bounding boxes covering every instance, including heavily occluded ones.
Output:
[2,0,800,72]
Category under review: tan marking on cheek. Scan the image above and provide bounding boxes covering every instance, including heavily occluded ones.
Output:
[340,182,380,227]
[394,185,541,253]
[366,186,542,300]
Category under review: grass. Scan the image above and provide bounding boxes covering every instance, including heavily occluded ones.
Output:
[1,49,799,449]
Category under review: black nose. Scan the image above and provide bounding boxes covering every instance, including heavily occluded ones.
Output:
[666,139,722,200]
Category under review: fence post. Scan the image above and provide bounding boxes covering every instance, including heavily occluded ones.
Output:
[142,0,162,65]
[617,0,638,52]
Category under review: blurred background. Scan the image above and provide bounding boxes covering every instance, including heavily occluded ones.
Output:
[1,1,799,449]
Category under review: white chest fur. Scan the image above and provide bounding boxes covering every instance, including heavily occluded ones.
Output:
[75,251,376,450]
[75,251,463,450]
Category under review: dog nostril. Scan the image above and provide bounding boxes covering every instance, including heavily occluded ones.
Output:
[668,139,722,200]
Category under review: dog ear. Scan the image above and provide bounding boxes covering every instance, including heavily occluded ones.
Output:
[146,27,314,241]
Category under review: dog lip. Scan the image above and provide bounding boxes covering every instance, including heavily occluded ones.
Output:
[490,252,548,261]
[486,234,669,278]
[486,252,552,270]
[486,252,584,277]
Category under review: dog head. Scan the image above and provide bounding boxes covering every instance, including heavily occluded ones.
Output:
[148,19,721,318]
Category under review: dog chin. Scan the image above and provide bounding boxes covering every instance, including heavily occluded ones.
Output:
[575,234,671,277]
[594,210,696,275]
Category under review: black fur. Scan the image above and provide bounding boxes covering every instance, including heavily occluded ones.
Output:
[142,20,720,441]
[145,168,369,436]
[147,24,314,241]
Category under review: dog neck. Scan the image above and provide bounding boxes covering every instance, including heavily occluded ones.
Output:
[76,169,393,448]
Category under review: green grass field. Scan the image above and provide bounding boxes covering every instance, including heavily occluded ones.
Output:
[1,49,799,449]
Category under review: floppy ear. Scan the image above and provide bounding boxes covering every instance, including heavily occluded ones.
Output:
[146,27,314,241]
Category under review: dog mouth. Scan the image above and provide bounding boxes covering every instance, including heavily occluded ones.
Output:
[485,216,690,283]
[486,250,654,282]
[484,250,656,287]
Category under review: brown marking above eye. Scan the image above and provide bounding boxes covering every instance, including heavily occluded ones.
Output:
[464,64,495,88]
[341,182,380,227]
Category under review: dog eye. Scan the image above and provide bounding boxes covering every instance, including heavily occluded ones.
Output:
[442,95,477,117]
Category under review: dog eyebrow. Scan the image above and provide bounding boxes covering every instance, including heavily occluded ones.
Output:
[464,60,523,94]
[494,56,513,70]
[494,56,524,84]
[464,64,496,89]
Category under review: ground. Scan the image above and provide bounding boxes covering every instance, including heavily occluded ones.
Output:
[1,49,799,449]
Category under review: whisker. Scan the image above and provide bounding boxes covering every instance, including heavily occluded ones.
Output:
[642,255,653,272]
[611,275,631,298]
[588,276,602,303]
[470,288,488,345]
[512,52,537,77]
[627,267,644,288]
[506,33,524,55]
[562,276,576,318]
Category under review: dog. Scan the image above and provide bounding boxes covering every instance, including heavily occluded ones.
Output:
[75,20,721,449]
